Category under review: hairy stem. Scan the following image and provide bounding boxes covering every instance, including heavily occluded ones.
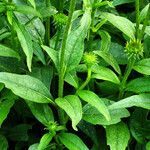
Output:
[58,0,76,125]
[135,0,140,39]
[45,0,51,46]
[119,59,135,99]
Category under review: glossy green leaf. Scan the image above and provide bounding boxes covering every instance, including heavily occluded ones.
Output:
[101,12,135,39]
[130,108,150,144]
[14,20,33,72]
[0,99,15,127]
[37,133,54,150]
[91,65,120,84]
[26,101,54,126]
[139,4,150,22]
[59,133,89,150]
[0,72,54,104]
[133,58,150,75]
[98,30,111,52]
[109,94,150,110]
[83,102,129,125]
[15,5,41,18]
[41,45,59,71]
[0,44,20,59]
[65,10,91,71]
[55,95,82,130]
[106,122,130,150]
[126,77,150,93]
[0,135,8,150]
[94,51,121,74]
[77,90,110,121]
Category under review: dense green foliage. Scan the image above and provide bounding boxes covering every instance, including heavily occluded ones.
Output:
[0,0,150,149]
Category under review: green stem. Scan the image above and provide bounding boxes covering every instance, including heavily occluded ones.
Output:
[119,59,135,99]
[58,0,76,125]
[45,0,50,46]
[59,0,64,12]
[77,68,92,92]
[54,27,61,50]
[135,0,140,39]
[139,5,150,40]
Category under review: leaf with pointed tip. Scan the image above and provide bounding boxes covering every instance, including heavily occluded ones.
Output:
[106,122,130,150]
[109,94,150,110]
[55,95,82,131]
[0,44,20,60]
[59,133,89,150]
[92,65,120,84]
[37,133,54,150]
[0,72,54,104]
[14,20,33,72]
[77,90,110,121]
[101,12,135,39]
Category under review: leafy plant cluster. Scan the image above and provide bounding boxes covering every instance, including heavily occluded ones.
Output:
[0,0,150,149]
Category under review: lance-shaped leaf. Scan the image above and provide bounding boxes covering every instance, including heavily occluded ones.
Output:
[0,44,20,60]
[14,20,33,72]
[0,99,15,127]
[77,90,110,121]
[64,10,91,71]
[28,0,36,8]
[0,72,54,104]
[106,122,130,150]
[133,58,150,75]
[37,133,55,150]
[109,94,150,110]
[91,65,120,84]
[101,12,135,39]
[59,133,89,150]
[26,101,54,126]
[126,77,150,93]
[55,95,82,130]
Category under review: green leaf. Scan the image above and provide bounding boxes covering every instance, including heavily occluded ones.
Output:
[109,94,150,110]
[106,122,130,150]
[29,143,39,150]
[77,90,110,121]
[14,19,33,72]
[37,133,54,150]
[98,30,111,52]
[64,71,79,89]
[55,95,82,131]
[133,58,150,75]
[7,124,32,141]
[94,51,121,74]
[101,12,135,39]
[91,65,120,84]
[64,10,91,71]
[0,135,8,150]
[113,0,134,6]
[126,77,150,93]
[0,3,5,13]
[139,4,150,22]
[26,101,54,126]
[59,133,89,150]
[0,44,20,60]
[0,72,54,104]
[146,142,150,150]
[0,99,15,127]
[41,45,59,71]
[15,5,41,18]
[83,102,129,125]
[28,0,36,8]
[130,108,150,144]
